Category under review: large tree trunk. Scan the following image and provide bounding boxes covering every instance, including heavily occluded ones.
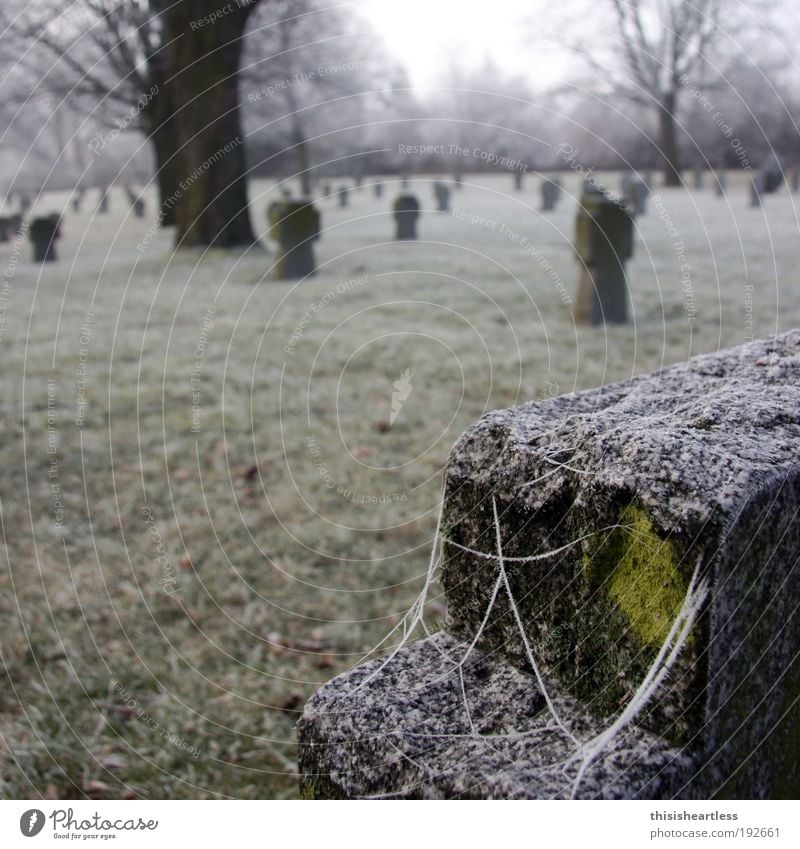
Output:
[144,84,181,227]
[659,91,682,187]
[150,120,180,227]
[159,2,259,248]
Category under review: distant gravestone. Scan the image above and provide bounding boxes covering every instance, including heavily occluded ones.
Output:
[453,167,463,189]
[71,189,84,212]
[267,199,321,280]
[0,214,22,240]
[693,168,704,189]
[373,182,384,199]
[29,214,61,262]
[97,187,110,213]
[623,176,649,216]
[714,170,727,197]
[19,194,31,213]
[393,194,420,240]
[338,186,349,208]
[540,177,561,212]
[762,157,784,194]
[124,185,145,218]
[633,181,649,216]
[574,189,633,325]
[400,169,410,190]
[788,166,800,194]
[322,184,331,198]
[513,171,524,191]
[750,174,764,207]
[433,181,451,212]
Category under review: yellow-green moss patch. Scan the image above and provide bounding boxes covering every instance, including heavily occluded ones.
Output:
[585,505,687,647]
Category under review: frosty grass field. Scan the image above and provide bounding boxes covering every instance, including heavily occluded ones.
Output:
[0,172,798,798]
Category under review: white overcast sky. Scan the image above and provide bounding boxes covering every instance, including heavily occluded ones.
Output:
[361,0,571,90]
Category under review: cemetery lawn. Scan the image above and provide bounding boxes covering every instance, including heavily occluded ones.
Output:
[1,173,798,799]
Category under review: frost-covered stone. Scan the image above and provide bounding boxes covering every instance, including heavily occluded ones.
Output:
[298,333,800,799]
[298,633,690,799]
[442,331,800,796]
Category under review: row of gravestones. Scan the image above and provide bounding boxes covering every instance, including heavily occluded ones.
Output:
[27,167,777,306]
[311,175,567,209]
[267,176,640,330]
[688,160,796,203]
[268,176,575,278]
[20,175,636,320]
[324,164,795,205]
[3,186,147,263]
[69,185,146,217]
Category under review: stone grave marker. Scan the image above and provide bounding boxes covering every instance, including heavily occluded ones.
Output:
[433,180,451,212]
[267,199,321,279]
[574,187,633,324]
[540,176,561,212]
[29,214,62,262]
[750,173,764,207]
[125,185,145,218]
[393,194,420,240]
[762,156,784,194]
[298,331,800,799]
[622,174,649,216]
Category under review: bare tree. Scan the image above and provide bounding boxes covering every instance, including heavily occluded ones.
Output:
[243,0,405,194]
[2,2,175,217]
[611,1,730,184]
[4,0,263,246]
[563,0,732,185]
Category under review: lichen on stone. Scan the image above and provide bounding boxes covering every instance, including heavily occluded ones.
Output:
[584,504,688,648]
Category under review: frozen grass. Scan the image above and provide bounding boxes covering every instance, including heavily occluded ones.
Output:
[0,172,798,799]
